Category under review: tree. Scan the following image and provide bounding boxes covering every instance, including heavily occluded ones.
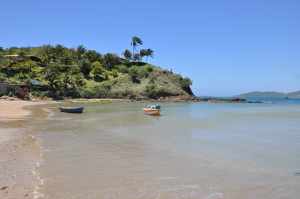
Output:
[145,48,154,61]
[76,45,86,59]
[139,49,147,61]
[123,49,132,61]
[44,63,65,96]
[84,50,102,63]
[91,61,106,82]
[102,53,120,69]
[79,59,92,78]
[44,63,84,98]
[140,48,154,62]
[131,36,143,57]
[133,53,141,62]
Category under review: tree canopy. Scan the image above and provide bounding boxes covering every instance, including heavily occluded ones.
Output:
[0,38,193,99]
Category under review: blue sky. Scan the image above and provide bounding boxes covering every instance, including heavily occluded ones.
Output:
[1,0,299,96]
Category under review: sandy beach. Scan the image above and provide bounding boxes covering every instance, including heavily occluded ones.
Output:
[0,100,41,121]
[0,100,47,199]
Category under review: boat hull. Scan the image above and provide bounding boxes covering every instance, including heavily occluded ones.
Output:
[143,108,160,116]
[60,107,84,114]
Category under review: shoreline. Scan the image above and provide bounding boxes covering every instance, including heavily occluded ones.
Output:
[65,96,251,104]
[0,100,49,199]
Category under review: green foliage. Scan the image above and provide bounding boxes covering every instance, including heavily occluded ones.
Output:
[102,53,120,69]
[79,59,92,78]
[140,48,154,61]
[145,65,153,73]
[179,77,192,89]
[80,81,112,98]
[128,65,153,82]
[125,37,153,63]
[91,61,106,82]
[0,43,193,99]
[128,66,139,83]
[76,45,86,59]
[115,65,129,73]
[44,63,84,98]
[84,50,102,63]
[0,72,7,81]
[145,83,170,99]
[123,49,132,61]
[131,36,143,50]
[111,69,119,78]
[133,53,141,61]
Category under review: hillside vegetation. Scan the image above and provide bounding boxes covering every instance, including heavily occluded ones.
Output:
[0,37,193,99]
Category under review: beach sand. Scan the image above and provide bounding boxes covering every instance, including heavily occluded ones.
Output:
[0,100,48,199]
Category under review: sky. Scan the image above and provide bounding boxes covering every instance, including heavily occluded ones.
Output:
[1,0,299,96]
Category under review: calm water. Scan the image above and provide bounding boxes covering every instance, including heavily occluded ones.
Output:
[33,102,300,199]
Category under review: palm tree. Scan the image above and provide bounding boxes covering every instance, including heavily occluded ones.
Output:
[145,48,154,61]
[123,49,132,61]
[139,49,147,61]
[131,36,143,57]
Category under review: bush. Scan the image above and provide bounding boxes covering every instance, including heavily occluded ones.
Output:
[102,53,121,69]
[116,65,129,73]
[91,61,106,82]
[145,65,153,73]
[145,83,174,99]
[0,72,7,81]
[80,81,113,98]
[111,69,118,78]
[128,66,140,83]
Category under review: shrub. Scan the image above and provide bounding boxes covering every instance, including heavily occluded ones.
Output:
[102,53,121,69]
[145,65,153,73]
[128,66,140,83]
[116,65,129,73]
[80,81,112,98]
[111,69,118,78]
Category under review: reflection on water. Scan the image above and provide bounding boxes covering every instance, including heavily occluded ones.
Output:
[34,102,300,199]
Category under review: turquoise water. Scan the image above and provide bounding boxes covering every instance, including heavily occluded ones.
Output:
[35,102,300,199]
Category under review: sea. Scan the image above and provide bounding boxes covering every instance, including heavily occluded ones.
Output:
[30,99,300,199]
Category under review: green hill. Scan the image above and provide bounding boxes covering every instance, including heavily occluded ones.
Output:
[0,44,193,100]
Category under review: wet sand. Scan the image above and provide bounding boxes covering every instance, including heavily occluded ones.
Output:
[0,100,48,199]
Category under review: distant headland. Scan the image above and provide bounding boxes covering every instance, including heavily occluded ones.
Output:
[238,91,300,100]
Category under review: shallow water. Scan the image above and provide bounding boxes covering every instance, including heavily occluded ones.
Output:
[34,102,300,199]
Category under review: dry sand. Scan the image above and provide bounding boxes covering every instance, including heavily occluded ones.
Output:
[0,100,48,199]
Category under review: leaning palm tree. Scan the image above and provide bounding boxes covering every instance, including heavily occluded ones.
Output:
[131,36,143,57]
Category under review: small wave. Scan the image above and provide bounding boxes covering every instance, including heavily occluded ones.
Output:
[32,149,45,199]
[294,172,300,176]
[158,176,177,181]
[205,192,224,199]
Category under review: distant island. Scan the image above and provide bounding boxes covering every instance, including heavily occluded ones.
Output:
[238,91,300,99]
[0,37,193,100]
